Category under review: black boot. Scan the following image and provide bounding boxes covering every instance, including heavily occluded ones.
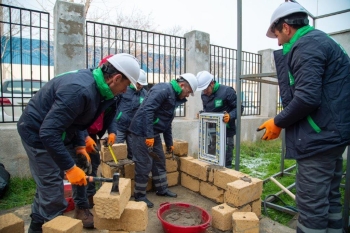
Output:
[135,197,154,208]
[28,220,43,233]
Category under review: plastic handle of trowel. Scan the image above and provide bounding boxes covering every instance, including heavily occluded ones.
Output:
[108,144,118,164]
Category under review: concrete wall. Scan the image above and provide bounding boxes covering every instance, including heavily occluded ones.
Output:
[330,30,350,55]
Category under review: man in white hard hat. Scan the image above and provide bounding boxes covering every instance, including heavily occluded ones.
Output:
[196,70,244,168]
[128,73,198,208]
[115,69,149,159]
[72,54,127,228]
[17,53,140,233]
[258,1,350,233]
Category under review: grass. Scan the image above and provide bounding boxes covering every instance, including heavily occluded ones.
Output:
[0,140,348,228]
[234,139,348,226]
[0,177,36,210]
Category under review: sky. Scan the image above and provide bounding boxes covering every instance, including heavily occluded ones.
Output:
[11,0,350,54]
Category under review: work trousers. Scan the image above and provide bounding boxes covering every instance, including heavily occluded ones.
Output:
[225,136,234,168]
[131,133,168,199]
[116,130,133,159]
[22,140,67,223]
[296,145,346,233]
[72,137,101,208]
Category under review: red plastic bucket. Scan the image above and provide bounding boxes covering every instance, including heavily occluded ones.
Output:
[157,202,211,233]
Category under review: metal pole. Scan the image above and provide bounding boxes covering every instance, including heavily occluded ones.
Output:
[235,0,242,171]
[343,146,350,232]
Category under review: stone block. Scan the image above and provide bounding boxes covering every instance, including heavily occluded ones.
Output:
[124,162,135,179]
[166,158,178,172]
[211,203,237,231]
[173,139,188,156]
[94,178,131,219]
[199,181,224,203]
[225,178,263,207]
[251,199,261,218]
[180,157,209,181]
[100,162,121,178]
[238,204,252,212]
[42,216,82,233]
[0,213,24,233]
[232,212,259,233]
[167,171,179,187]
[213,168,246,190]
[181,172,200,192]
[94,201,148,231]
[101,143,127,162]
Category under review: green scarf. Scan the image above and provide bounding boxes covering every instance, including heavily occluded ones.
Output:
[170,80,182,95]
[212,82,220,93]
[92,67,114,100]
[129,84,136,90]
[283,25,314,55]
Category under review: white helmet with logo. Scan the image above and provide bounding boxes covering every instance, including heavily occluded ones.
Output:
[266,1,308,38]
[196,70,213,91]
[107,53,140,88]
[137,69,148,85]
[180,73,198,96]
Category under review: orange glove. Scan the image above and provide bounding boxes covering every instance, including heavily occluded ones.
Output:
[223,112,230,123]
[257,118,282,140]
[108,133,116,146]
[145,138,154,147]
[166,146,174,154]
[75,146,91,163]
[65,165,87,186]
[85,136,97,153]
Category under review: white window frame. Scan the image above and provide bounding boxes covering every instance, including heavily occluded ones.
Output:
[198,112,226,166]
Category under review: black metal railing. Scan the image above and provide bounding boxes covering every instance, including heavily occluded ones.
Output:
[86,21,187,116]
[0,4,51,123]
[210,45,262,116]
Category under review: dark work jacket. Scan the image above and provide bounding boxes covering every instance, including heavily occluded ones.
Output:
[201,84,244,137]
[128,82,186,147]
[17,69,118,171]
[274,29,350,159]
[116,86,148,132]
[83,96,120,141]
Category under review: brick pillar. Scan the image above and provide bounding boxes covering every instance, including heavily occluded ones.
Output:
[258,49,278,117]
[54,1,85,76]
[184,30,210,119]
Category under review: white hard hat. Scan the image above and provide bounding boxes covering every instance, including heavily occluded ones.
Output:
[137,69,148,85]
[266,2,308,38]
[196,71,213,91]
[180,73,198,96]
[107,53,140,88]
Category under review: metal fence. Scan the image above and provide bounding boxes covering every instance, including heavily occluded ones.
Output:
[86,21,187,116]
[0,4,51,123]
[210,45,262,116]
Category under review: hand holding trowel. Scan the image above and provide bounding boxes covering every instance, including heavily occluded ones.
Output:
[145,138,160,161]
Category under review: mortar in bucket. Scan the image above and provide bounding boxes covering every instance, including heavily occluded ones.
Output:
[157,202,211,233]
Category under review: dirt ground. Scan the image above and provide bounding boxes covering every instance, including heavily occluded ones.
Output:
[0,185,295,233]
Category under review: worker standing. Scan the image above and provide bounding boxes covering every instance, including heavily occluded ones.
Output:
[196,71,244,168]
[128,73,198,208]
[17,53,140,233]
[115,69,148,159]
[259,2,350,233]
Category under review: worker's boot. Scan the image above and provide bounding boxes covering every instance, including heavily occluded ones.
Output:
[88,196,94,209]
[28,220,43,233]
[74,207,94,228]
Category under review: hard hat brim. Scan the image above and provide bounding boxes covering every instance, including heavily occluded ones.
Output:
[137,81,148,85]
[266,26,277,38]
